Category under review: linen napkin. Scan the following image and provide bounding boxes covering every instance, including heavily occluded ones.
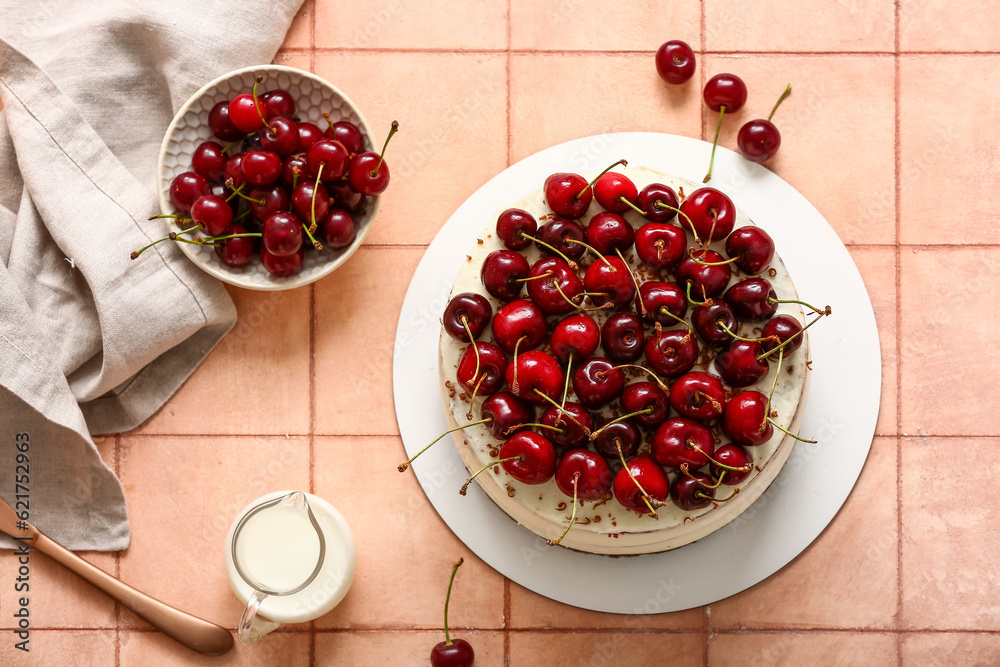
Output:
[0,0,304,550]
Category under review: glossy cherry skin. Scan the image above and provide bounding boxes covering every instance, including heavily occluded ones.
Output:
[637,183,680,222]
[492,299,548,354]
[224,154,247,189]
[725,226,775,275]
[724,277,778,321]
[208,101,243,142]
[761,314,805,355]
[215,224,254,266]
[703,73,748,112]
[669,371,726,422]
[715,340,770,388]
[262,211,304,257]
[544,172,592,219]
[540,403,593,450]
[572,358,625,409]
[190,194,233,236]
[330,182,365,212]
[712,443,754,485]
[691,301,739,346]
[645,329,698,379]
[259,116,301,157]
[613,456,669,514]
[457,342,507,395]
[738,119,781,163]
[430,639,475,667]
[505,350,564,404]
[655,40,696,84]
[260,89,296,119]
[722,390,773,446]
[192,141,226,182]
[593,419,641,459]
[480,391,535,440]
[443,293,493,342]
[586,212,634,255]
[499,431,557,484]
[677,249,732,300]
[169,172,209,213]
[634,222,686,270]
[679,187,737,242]
[249,185,291,223]
[637,281,686,326]
[297,122,324,149]
[307,139,349,181]
[550,313,600,365]
[536,217,586,261]
[651,417,715,469]
[671,470,715,511]
[496,208,537,250]
[260,247,304,277]
[348,151,390,196]
[291,181,330,226]
[526,256,584,315]
[323,119,363,154]
[556,449,613,500]
[621,382,670,430]
[584,255,634,310]
[322,209,356,248]
[480,250,530,302]
[593,172,637,213]
[600,312,646,364]
[228,92,266,133]
[241,150,283,186]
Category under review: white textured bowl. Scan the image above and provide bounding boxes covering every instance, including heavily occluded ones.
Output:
[157,65,379,290]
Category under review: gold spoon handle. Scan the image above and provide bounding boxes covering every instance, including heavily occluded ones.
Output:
[31,531,233,655]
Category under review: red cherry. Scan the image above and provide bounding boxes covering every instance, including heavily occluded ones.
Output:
[224,154,246,189]
[297,122,324,149]
[544,172,592,219]
[572,357,625,409]
[550,313,600,365]
[228,92,266,133]
[536,217,586,261]
[593,171,637,213]
[443,293,493,342]
[722,390,774,446]
[281,153,312,188]
[190,194,233,236]
[540,402,593,450]
[586,212,634,255]
[725,226,775,275]
[259,116,302,157]
[634,222,686,270]
[480,250,529,302]
[637,281,686,326]
[711,443,754,485]
[260,88,296,119]
[457,342,507,396]
[215,224,255,266]
[669,371,726,422]
[655,40,696,85]
[724,277,778,321]
[504,350,564,404]
[613,456,668,514]
[169,172,209,213]
[262,211,304,257]
[691,301,739,346]
[715,340,770,388]
[583,255,634,310]
[348,120,398,196]
[192,141,226,182]
[671,470,716,511]
[761,314,804,355]
[525,257,584,315]
[431,638,475,667]
[621,382,670,430]
[645,329,698,378]
[555,449,612,500]
[499,431,557,484]
[322,209,356,249]
[651,417,715,469]
[496,208,537,250]
[737,84,792,164]
[249,185,290,223]
[307,139,349,181]
[636,183,680,222]
[208,101,243,142]
[291,181,330,227]
[679,187,736,242]
[260,247,304,277]
[704,73,748,113]
[677,249,732,300]
[592,419,641,459]
[323,119,364,154]
[491,299,547,354]
[600,312,645,364]
[240,150,283,186]
[481,392,535,440]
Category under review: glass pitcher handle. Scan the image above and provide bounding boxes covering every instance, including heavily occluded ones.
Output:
[238,590,268,644]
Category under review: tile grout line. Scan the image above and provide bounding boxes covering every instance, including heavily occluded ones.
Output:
[505,0,512,169]
[308,0,316,74]
[894,0,904,663]
[290,47,1000,57]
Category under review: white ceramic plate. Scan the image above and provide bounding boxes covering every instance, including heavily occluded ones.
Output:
[157,65,379,291]
[392,133,880,613]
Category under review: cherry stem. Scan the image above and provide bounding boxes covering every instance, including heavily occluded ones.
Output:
[564,238,615,271]
[685,280,710,307]
[768,297,831,317]
[757,310,829,360]
[655,202,702,246]
[310,163,325,233]
[321,111,337,132]
[768,418,818,444]
[616,441,657,518]
[718,321,778,346]
[466,373,487,420]
[695,391,724,415]
[605,364,669,392]
[225,182,247,203]
[588,407,654,441]
[289,167,301,211]
[225,179,265,206]
[148,213,189,220]
[764,346,784,424]
[547,472,580,546]
[503,422,563,437]
[768,84,793,123]
[687,247,739,267]
[233,209,252,224]
[697,487,739,502]
[680,463,727,489]
[560,353,573,410]
[510,335,527,394]
[618,196,647,217]
[221,133,254,154]
[251,76,273,134]
[301,221,323,251]
[688,445,752,473]
[130,224,202,259]
[533,389,591,435]
[656,307,693,337]
[514,270,554,283]
[519,232,579,270]
[552,280,610,312]
[461,319,481,403]
[442,558,463,645]
[576,158,627,200]
[704,105,726,183]
[460,455,525,496]
[614,247,645,316]
[398,418,492,472]
[372,120,400,177]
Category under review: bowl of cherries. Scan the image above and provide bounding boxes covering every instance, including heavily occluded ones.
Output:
[153,65,397,290]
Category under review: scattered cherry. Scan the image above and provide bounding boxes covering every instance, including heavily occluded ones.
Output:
[430,558,475,667]
[655,40,696,85]
[702,73,748,183]
[738,84,792,164]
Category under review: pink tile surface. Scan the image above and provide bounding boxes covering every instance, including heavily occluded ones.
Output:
[16,1,1000,664]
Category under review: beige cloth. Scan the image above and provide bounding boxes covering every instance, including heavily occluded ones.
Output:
[0,0,303,549]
